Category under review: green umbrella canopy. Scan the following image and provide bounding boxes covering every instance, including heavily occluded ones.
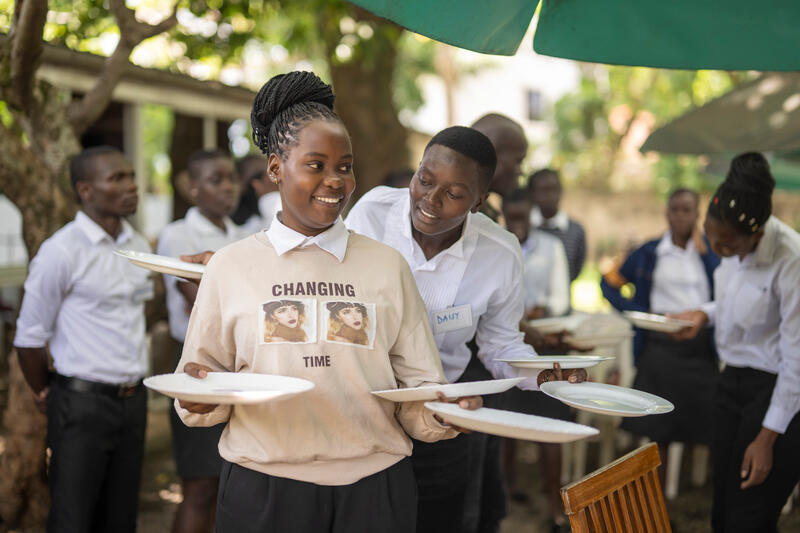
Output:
[641,73,800,155]
[350,0,800,69]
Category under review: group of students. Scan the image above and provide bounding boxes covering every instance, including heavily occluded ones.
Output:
[12,69,800,533]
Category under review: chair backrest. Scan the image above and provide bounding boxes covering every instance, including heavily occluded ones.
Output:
[561,443,672,533]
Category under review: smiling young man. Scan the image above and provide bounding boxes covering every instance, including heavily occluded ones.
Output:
[15,145,153,533]
[346,126,586,533]
[157,149,247,533]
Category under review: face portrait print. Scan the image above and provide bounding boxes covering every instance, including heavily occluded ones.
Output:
[260,299,317,344]
[323,301,376,349]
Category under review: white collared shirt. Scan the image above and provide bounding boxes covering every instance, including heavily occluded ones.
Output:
[521,231,570,317]
[266,213,349,262]
[14,211,153,384]
[157,207,248,342]
[650,232,711,314]
[702,217,800,434]
[346,186,539,388]
[530,206,570,232]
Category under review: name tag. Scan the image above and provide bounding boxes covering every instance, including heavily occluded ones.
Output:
[433,304,473,335]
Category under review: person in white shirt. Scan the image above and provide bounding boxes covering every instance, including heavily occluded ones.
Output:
[500,188,575,529]
[528,168,587,283]
[674,153,800,533]
[15,146,153,533]
[231,154,281,234]
[602,189,720,490]
[157,149,245,533]
[346,126,587,533]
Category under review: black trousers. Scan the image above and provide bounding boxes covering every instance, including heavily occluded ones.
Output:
[411,434,469,533]
[46,379,147,533]
[712,366,800,533]
[216,458,418,533]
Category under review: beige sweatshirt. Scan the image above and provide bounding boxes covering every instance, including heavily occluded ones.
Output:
[175,231,457,485]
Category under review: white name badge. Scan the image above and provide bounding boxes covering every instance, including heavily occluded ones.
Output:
[433,304,473,335]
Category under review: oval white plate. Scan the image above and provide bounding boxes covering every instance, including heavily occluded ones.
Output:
[424,402,598,443]
[496,355,615,370]
[540,382,674,417]
[144,372,314,405]
[115,249,205,280]
[371,377,524,402]
[622,311,693,333]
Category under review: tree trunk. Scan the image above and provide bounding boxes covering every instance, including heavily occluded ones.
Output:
[323,9,410,202]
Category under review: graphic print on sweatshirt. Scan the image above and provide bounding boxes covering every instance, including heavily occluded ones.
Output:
[260,298,317,344]
[322,301,376,349]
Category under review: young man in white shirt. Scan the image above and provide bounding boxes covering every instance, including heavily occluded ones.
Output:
[346,126,586,533]
[157,149,245,533]
[15,146,153,533]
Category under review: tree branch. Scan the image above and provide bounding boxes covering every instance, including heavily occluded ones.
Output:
[8,0,48,113]
[68,0,177,136]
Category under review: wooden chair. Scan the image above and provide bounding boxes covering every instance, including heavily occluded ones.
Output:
[561,443,672,533]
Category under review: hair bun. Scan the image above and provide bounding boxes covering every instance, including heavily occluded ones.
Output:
[725,151,775,196]
[251,72,335,144]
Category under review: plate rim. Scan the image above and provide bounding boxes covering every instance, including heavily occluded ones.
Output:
[370,377,524,400]
[539,381,674,416]
[115,249,206,275]
[143,371,315,401]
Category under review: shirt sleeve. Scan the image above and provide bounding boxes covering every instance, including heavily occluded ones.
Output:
[762,256,800,433]
[475,246,542,390]
[600,248,648,313]
[14,240,71,348]
[389,262,458,443]
[173,255,235,427]
[548,240,571,317]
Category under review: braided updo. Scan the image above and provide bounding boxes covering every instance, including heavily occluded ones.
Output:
[250,71,340,159]
[707,152,776,235]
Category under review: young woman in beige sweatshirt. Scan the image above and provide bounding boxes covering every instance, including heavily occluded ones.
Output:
[174,71,480,533]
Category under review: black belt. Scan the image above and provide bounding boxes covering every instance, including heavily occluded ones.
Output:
[52,373,143,398]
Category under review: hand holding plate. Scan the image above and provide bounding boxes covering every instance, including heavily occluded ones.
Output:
[178,251,215,285]
[432,391,483,433]
[178,363,220,413]
[668,310,708,341]
[537,362,588,387]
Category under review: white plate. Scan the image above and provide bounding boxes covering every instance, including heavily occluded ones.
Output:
[424,402,598,443]
[527,315,583,334]
[144,372,314,404]
[622,311,693,333]
[540,382,674,417]
[371,377,524,402]
[497,355,615,370]
[563,333,633,350]
[115,249,205,280]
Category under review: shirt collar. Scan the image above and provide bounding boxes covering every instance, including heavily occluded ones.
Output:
[185,206,237,238]
[75,210,133,246]
[265,212,349,262]
[655,231,695,256]
[752,216,778,266]
[530,207,570,232]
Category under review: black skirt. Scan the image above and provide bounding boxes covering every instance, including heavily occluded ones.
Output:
[621,329,717,444]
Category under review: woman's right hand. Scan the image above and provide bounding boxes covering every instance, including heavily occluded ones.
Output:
[178,363,220,413]
[669,310,709,341]
[180,251,215,265]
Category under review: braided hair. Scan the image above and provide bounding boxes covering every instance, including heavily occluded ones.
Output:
[707,152,775,234]
[250,71,340,159]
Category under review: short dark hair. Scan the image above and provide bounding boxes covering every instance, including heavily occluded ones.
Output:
[527,168,560,192]
[425,126,497,191]
[69,145,122,200]
[707,152,775,235]
[236,154,266,183]
[251,71,340,159]
[668,187,699,206]
[187,149,230,181]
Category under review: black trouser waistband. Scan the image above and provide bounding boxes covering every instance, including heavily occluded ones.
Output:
[51,373,144,398]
